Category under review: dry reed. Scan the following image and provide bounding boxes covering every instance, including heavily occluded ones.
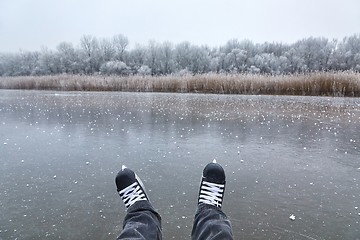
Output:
[0,72,359,97]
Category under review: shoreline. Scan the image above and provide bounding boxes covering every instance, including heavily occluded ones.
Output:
[0,72,359,97]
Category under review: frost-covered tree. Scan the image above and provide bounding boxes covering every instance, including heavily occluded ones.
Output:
[144,40,163,75]
[340,34,360,70]
[20,50,40,75]
[128,44,147,69]
[253,53,280,74]
[224,39,241,54]
[174,41,192,72]
[0,53,18,76]
[278,55,291,73]
[188,45,210,74]
[354,53,360,71]
[225,49,247,72]
[35,48,61,75]
[1,33,360,76]
[294,37,332,72]
[99,38,116,63]
[209,57,220,73]
[260,42,289,57]
[80,35,100,74]
[57,42,81,74]
[284,48,306,73]
[220,39,256,72]
[0,50,40,76]
[159,41,174,74]
[113,34,129,62]
[0,54,5,76]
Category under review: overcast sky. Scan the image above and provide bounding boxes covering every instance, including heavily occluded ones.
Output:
[0,0,359,52]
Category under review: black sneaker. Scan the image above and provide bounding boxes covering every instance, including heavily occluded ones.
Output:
[198,159,226,208]
[115,165,149,209]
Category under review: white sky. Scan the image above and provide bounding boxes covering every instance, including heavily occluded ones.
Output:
[0,0,359,52]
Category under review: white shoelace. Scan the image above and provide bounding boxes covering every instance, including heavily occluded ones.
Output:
[199,180,225,207]
[119,182,147,208]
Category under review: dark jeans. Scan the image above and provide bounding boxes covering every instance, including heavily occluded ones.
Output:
[116,201,233,240]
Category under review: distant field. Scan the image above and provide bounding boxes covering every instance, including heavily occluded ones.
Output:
[0,72,359,97]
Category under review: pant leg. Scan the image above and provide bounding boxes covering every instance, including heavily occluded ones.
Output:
[191,203,234,240]
[117,200,162,240]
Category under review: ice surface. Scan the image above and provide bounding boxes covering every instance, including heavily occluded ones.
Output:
[0,90,359,239]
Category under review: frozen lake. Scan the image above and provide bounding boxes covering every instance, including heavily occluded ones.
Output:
[0,90,359,240]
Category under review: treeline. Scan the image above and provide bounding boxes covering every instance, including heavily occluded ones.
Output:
[1,34,360,77]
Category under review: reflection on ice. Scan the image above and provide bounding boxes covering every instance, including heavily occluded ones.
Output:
[0,90,359,239]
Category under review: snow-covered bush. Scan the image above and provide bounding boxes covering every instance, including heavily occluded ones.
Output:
[137,65,151,76]
[100,61,128,75]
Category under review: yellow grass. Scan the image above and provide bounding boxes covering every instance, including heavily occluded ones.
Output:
[0,72,359,97]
